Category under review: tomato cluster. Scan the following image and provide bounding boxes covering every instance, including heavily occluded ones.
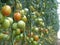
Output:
[0,5,27,41]
[0,4,42,44]
[0,0,57,45]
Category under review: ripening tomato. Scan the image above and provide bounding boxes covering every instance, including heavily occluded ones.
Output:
[28,32,34,37]
[2,5,11,16]
[34,35,39,41]
[14,12,21,21]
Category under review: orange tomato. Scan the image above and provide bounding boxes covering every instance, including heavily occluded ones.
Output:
[14,12,21,21]
[34,35,39,41]
[2,5,11,16]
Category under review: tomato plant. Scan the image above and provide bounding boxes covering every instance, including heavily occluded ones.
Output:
[0,0,58,45]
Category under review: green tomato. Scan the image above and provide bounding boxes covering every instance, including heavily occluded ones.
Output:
[20,33,24,38]
[32,15,37,19]
[7,17,13,24]
[39,22,45,26]
[3,34,10,40]
[2,19,10,29]
[19,3,22,9]
[15,29,20,35]
[34,27,39,32]
[15,35,20,41]
[24,8,29,15]
[24,8,29,12]
[16,3,22,9]
[20,10,25,15]
[33,41,38,45]
[12,23,17,29]
[0,13,4,23]
[30,37,34,41]
[22,15,27,22]
[35,18,43,25]
[0,33,4,40]
[17,20,25,29]
[35,18,43,22]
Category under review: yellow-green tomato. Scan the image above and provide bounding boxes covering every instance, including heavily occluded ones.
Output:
[20,33,24,38]
[15,29,20,35]
[22,15,27,22]
[2,19,10,29]
[33,41,38,45]
[20,10,25,15]
[0,33,4,40]
[0,13,4,23]
[17,20,25,29]
[16,3,22,9]
[7,17,13,24]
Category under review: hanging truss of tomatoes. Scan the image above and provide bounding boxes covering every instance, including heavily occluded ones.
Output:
[0,0,59,45]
